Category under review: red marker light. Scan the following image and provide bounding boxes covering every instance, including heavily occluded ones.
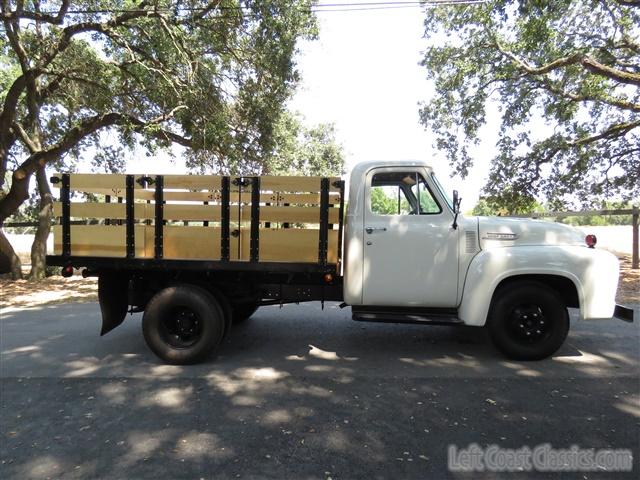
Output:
[585,234,597,248]
[324,273,333,284]
[61,265,74,277]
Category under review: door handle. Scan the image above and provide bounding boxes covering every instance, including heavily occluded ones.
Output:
[365,227,387,234]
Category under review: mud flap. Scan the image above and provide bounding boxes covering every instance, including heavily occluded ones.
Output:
[98,273,130,336]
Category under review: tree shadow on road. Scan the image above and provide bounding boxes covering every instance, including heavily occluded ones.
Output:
[1,302,638,479]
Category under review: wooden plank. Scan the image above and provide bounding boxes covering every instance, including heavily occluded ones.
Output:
[53,201,340,224]
[52,174,341,194]
[277,193,341,205]
[162,175,223,190]
[254,229,338,263]
[259,206,339,224]
[162,226,219,259]
[69,186,132,198]
[53,202,153,219]
[52,225,146,257]
[156,226,242,260]
[76,188,241,203]
[163,204,223,222]
[259,176,340,192]
[63,174,129,191]
[52,224,338,263]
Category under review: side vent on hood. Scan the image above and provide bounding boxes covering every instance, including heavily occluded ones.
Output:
[465,230,478,253]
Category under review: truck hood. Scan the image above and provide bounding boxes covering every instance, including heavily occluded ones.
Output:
[477,216,585,249]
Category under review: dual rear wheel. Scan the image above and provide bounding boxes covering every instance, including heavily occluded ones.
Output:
[142,285,260,364]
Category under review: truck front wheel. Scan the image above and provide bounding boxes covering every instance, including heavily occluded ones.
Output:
[488,281,569,361]
[142,285,225,364]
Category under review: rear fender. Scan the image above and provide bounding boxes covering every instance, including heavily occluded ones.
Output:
[98,272,130,335]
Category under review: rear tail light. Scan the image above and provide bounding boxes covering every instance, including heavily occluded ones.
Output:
[61,265,74,277]
[585,234,597,248]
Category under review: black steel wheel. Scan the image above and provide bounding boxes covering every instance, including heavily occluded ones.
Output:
[488,281,569,361]
[142,285,225,364]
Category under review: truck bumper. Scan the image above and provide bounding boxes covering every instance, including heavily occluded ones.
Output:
[614,304,635,323]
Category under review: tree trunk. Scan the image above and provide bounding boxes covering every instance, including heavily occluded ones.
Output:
[29,167,53,280]
[0,228,23,279]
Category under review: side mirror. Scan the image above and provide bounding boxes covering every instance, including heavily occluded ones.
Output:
[452,189,462,230]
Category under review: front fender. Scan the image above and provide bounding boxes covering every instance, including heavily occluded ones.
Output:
[458,246,619,326]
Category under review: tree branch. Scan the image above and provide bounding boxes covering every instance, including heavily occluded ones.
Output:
[570,119,640,147]
[0,0,70,24]
[11,122,38,153]
[494,39,640,87]
[581,56,640,87]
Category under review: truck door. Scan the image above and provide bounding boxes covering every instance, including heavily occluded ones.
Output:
[361,168,459,307]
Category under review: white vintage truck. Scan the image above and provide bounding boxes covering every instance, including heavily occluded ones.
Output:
[47,161,633,364]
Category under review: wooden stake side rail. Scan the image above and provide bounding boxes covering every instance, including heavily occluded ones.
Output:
[49,173,344,267]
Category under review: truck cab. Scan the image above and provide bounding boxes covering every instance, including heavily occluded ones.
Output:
[342,161,630,360]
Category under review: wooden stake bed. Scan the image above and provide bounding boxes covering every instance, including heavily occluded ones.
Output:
[47,173,345,271]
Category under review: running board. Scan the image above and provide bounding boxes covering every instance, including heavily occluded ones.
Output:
[352,306,463,326]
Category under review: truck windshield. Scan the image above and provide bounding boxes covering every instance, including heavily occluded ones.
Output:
[431,173,454,211]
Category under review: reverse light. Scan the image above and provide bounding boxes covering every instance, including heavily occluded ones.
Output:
[585,234,597,248]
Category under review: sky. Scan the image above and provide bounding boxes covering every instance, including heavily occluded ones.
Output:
[127,1,495,208]
[288,2,493,206]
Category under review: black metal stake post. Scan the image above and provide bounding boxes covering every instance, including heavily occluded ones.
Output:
[117,196,123,226]
[125,175,135,259]
[105,195,111,226]
[250,177,261,262]
[336,180,346,267]
[236,177,243,260]
[221,176,230,261]
[61,173,71,258]
[154,175,164,259]
[633,206,639,270]
[318,177,330,266]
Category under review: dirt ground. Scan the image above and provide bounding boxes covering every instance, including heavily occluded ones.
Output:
[2,254,638,310]
[1,275,98,309]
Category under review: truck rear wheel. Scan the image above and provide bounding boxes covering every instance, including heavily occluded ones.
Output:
[232,303,259,324]
[142,285,225,364]
[488,281,569,361]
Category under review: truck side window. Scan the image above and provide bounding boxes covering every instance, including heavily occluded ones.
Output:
[370,171,441,215]
[411,180,441,214]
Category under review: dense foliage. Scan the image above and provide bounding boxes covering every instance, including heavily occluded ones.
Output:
[0,0,317,277]
[186,112,345,176]
[420,0,640,210]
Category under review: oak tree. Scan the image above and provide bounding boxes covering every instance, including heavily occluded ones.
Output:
[0,0,316,278]
[420,0,640,210]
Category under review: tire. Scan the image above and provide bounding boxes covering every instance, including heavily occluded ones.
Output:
[232,303,259,324]
[142,285,225,365]
[487,281,569,361]
[204,286,233,339]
